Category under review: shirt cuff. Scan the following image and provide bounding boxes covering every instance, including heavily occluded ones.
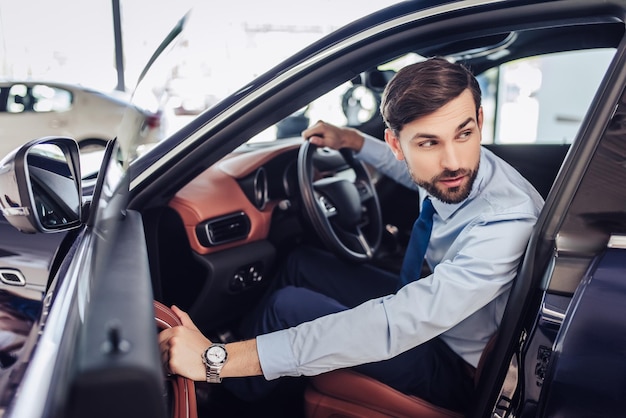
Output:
[256,330,298,380]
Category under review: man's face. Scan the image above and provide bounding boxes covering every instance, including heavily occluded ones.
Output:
[384,89,483,204]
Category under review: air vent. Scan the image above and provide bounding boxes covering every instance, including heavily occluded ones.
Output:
[196,212,251,247]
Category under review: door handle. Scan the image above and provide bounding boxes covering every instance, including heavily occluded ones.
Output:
[0,269,26,286]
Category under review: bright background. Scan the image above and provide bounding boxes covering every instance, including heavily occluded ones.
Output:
[0,0,401,94]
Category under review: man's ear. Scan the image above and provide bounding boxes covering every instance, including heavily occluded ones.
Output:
[384,129,405,161]
[477,106,484,131]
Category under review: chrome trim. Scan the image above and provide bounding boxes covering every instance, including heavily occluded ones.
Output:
[1,207,29,217]
[0,269,26,286]
[607,234,626,249]
[130,0,505,191]
[540,301,566,325]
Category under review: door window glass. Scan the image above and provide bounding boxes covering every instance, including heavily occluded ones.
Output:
[478,49,615,144]
[248,49,615,145]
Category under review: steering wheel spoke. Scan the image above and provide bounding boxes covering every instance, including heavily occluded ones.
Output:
[349,226,375,258]
[332,225,375,259]
[298,142,382,262]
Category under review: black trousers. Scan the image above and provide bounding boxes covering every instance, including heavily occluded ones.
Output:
[227,247,475,413]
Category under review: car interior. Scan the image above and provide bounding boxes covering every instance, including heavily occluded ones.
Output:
[117,14,622,417]
[11,4,618,418]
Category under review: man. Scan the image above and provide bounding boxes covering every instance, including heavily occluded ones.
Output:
[159,57,544,412]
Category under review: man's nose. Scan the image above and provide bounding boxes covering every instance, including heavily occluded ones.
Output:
[441,143,461,171]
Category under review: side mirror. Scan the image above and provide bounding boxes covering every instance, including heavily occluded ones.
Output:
[0,137,82,233]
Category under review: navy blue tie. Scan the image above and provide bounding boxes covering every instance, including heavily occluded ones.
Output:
[399,197,436,287]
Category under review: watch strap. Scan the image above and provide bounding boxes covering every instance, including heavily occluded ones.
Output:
[207,364,222,383]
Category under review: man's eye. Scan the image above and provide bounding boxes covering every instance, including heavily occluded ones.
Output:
[459,130,472,139]
[419,140,437,148]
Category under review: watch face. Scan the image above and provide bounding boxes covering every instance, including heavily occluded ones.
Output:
[206,345,227,364]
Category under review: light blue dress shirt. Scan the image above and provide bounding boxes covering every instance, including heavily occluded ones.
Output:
[256,136,544,380]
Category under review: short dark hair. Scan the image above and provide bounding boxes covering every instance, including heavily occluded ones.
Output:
[380,57,482,134]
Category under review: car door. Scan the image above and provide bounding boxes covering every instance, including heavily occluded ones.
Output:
[0,23,187,418]
[506,40,626,416]
[0,138,166,418]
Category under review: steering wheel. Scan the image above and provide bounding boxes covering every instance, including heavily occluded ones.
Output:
[297,141,383,262]
[154,301,198,418]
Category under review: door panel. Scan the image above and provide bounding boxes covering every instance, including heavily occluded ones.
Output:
[66,210,166,418]
[540,248,626,417]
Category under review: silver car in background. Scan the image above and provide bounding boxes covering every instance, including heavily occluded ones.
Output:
[0,80,162,158]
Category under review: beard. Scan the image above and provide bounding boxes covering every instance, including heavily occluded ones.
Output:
[411,163,479,204]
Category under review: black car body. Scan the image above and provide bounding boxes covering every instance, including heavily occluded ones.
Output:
[1,1,626,417]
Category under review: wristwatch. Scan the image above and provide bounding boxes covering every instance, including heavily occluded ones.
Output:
[202,343,228,383]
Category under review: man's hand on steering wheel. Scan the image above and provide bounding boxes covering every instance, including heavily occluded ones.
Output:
[302,120,365,152]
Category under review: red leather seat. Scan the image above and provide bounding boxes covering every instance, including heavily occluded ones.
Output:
[305,336,496,418]
[305,369,464,418]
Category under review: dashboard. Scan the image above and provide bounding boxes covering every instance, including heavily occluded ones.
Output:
[169,140,302,255]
